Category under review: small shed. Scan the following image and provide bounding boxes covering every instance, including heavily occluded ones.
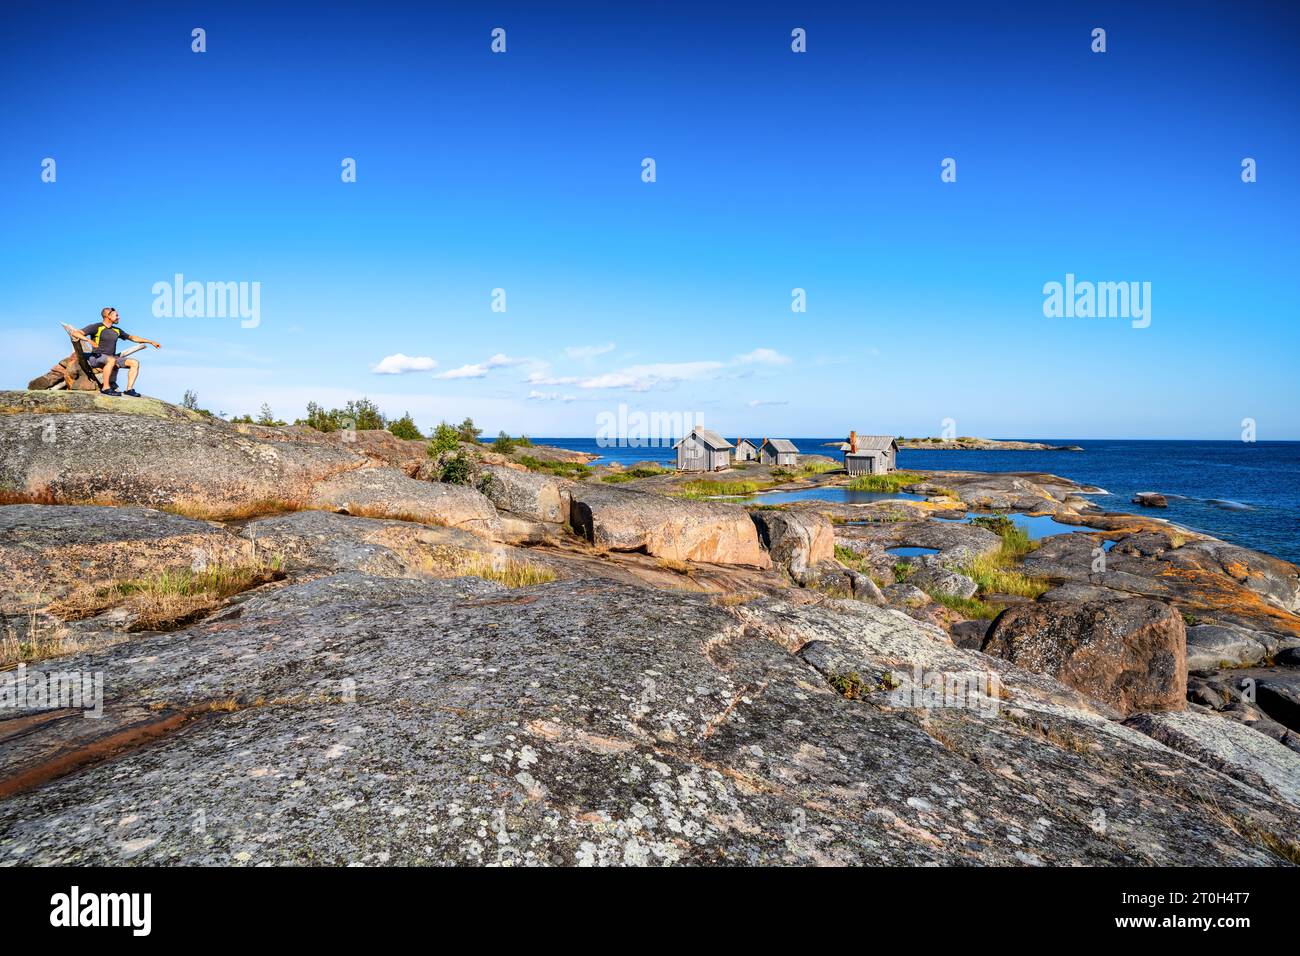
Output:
[759,438,799,467]
[842,432,898,476]
[733,438,760,462]
[674,426,734,472]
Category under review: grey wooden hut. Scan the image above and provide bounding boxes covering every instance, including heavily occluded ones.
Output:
[759,437,799,467]
[842,432,898,475]
[674,426,734,471]
[733,438,760,462]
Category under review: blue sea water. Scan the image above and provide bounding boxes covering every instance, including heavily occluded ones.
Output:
[533,438,1300,564]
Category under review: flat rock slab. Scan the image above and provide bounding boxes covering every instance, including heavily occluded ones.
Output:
[308,467,502,541]
[0,504,252,604]
[1,574,1295,865]
[568,484,770,568]
[1124,709,1300,808]
[239,510,509,578]
[0,405,359,512]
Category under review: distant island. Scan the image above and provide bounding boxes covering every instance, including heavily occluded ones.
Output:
[896,437,1084,451]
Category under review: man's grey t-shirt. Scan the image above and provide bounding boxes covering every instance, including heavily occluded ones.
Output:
[81,322,127,355]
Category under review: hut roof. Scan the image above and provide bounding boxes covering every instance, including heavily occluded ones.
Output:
[763,438,799,454]
[673,426,733,450]
[843,435,898,454]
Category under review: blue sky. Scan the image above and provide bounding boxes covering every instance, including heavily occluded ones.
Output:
[2,1,1297,439]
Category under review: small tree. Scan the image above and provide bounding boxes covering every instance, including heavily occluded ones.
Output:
[300,401,338,432]
[439,451,473,485]
[491,430,516,454]
[181,389,199,411]
[344,397,386,431]
[257,403,278,426]
[428,421,460,456]
[388,412,423,441]
[455,417,481,444]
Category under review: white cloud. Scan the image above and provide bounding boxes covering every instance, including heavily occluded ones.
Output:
[575,361,725,391]
[735,348,791,366]
[436,363,490,380]
[527,370,581,386]
[564,342,615,360]
[371,353,437,375]
[434,353,528,380]
[748,399,789,407]
[528,389,576,402]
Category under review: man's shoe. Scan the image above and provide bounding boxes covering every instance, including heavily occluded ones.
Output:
[122,389,141,397]
[100,388,122,397]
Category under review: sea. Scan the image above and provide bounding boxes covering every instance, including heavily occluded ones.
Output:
[531,438,1300,565]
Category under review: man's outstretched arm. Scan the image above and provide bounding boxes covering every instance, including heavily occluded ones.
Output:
[122,332,162,348]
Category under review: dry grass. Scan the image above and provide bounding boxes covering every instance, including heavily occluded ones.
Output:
[1,608,79,667]
[0,489,120,508]
[162,498,304,522]
[1000,709,1096,754]
[415,550,557,587]
[47,557,285,632]
[656,556,694,576]
[0,488,60,506]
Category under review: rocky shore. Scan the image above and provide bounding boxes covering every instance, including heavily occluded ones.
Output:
[1,391,1296,866]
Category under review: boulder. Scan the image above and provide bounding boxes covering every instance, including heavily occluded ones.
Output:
[981,598,1186,716]
[1276,648,1300,667]
[789,561,881,602]
[478,465,566,524]
[0,504,253,606]
[308,467,502,541]
[908,563,978,600]
[1254,673,1300,732]
[749,509,834,572]
[1185,624,1270,672]
[883,583,931,607]
[1,574,1295,865]
[1132,492,1168,508]
[950,618,992,650]
[27,353,99,391]
[567,484,769,568]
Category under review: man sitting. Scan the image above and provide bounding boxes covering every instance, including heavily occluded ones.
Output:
[69,307,161,397]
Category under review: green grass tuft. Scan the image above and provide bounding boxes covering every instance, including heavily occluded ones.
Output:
[847,471,925,493]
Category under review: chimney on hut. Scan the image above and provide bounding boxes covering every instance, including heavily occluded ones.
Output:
[849,430,859,453]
